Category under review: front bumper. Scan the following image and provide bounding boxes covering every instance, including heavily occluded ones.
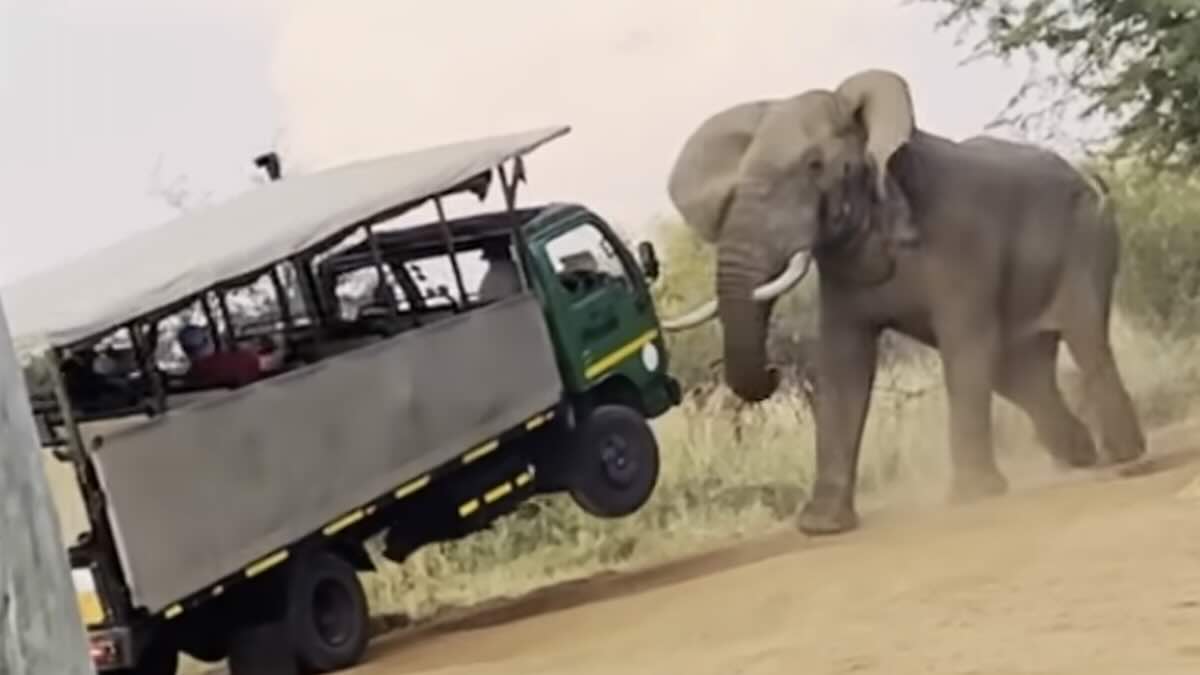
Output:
[665,375,682,406]
[642,374,683,419]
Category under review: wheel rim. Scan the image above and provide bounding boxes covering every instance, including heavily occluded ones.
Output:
[598,433,639,488]
[312,578,354,647]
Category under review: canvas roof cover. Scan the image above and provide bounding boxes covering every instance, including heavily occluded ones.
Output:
[1,125,571,353]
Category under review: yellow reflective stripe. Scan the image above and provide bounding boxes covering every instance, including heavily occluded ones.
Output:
[77,592,104,626]
[164,604,183,620]
[526,409,555,430]
[458,499,480,517]
[584,330,658,380]
[515,470,533,487]
[395,475,430,499]
[245,550,289,578]
[485,482,513,503]
[462,440,499,464]
[322,509,364,536]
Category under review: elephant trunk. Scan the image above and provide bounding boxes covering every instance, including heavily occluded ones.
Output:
[716,236,781,403]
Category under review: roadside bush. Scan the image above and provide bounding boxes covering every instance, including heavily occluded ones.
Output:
[1100,159,1200,338]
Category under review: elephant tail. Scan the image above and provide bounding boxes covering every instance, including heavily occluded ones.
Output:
[1076,165,1111,214]
[1069,164,1121,309]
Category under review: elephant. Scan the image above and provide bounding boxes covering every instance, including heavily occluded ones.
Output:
[658,67,1148,536]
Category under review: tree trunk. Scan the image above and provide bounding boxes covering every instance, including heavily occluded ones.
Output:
[0,298,93,675]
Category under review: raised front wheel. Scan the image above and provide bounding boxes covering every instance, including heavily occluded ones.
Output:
[567,404,660,518]
[284,552,370,673]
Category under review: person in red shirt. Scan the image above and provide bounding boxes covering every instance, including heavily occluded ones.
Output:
[177,324,284,389]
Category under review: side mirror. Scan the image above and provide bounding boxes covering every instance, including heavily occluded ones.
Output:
[636,241,660,282]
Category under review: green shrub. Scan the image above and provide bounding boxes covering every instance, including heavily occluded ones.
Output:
[1100,160,1200,337]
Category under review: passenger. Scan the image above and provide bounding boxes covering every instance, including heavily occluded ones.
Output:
[92,348,120,377]
[62,348,137,412]
[477,240,522,303]
[359,280,396,319]
[177,325,285,389]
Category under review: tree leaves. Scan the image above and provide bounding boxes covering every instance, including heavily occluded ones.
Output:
[922,0,1200,171]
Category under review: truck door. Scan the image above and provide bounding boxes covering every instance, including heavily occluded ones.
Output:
[534,215,659,392]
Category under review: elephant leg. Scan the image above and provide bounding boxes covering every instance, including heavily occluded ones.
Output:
[993,333,1098,468]
[1061,298,1146,464]
[939,322,1008,503]
[796,319,878,536]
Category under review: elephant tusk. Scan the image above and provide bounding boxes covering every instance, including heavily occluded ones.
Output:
[658,252,811,332]
[659,298,718,332]
[752,251,813,302]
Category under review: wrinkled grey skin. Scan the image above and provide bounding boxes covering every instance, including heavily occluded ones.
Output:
[665,68,1147,535]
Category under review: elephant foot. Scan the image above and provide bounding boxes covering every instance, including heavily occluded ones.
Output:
[948,468,1009,504]
[1103,437,1147,465]
[1045,427,1100,469]
[796,500,859,536]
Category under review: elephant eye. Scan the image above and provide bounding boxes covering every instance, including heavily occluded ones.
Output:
[796,148,823,176]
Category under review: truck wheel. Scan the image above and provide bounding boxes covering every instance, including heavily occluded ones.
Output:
[180,634,228,664]
[285,551,370,673]
[228,621,295,675]
[567,404,660,518]
[114,636,178,675]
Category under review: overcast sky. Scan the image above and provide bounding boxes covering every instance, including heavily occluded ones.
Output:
[1,0,1042,285]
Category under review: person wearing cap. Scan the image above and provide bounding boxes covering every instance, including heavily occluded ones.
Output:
[477,239,521,303]
[177,324,285,389]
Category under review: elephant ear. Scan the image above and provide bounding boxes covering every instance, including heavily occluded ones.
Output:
[835,69,919,245]
[668,101,770,243]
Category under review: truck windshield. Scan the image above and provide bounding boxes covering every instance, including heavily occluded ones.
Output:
[543,221,634,300]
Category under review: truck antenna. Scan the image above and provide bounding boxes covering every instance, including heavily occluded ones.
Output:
[254,152,282,182]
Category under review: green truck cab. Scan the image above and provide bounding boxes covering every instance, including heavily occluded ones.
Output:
[526,204,677,418]
[5,126,681,674]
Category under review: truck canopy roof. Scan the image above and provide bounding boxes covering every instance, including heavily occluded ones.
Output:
[319,206,550,276]
[2,125,570,354]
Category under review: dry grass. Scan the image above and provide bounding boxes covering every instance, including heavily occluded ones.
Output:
[43,309,1200,675]
[355,309,1200,626]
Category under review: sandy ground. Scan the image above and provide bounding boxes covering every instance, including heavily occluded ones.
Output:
[339,421,1200,675]
[52,420,1200,674]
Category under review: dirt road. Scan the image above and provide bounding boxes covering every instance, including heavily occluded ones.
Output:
[346,422,1200,675]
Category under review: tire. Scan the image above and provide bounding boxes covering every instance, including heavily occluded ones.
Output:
[113,635,178,675]
[180,634,228,664]
[284,552,370,673]
[567,404,660,518]
[228,621,295,675]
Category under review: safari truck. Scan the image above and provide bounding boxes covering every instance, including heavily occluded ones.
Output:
[4,125,681,675]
